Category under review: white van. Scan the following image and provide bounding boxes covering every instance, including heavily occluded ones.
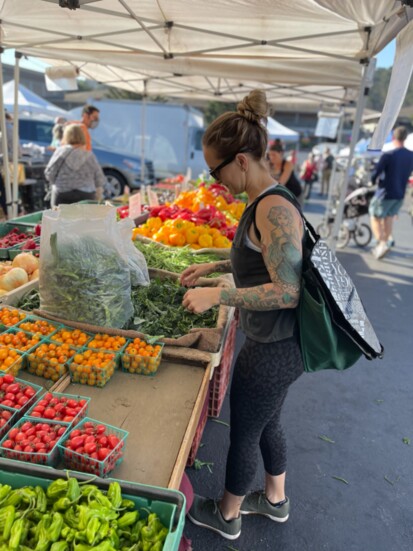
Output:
[70,100,207,181]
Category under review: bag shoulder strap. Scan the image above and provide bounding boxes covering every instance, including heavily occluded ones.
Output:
[52,147,75,181]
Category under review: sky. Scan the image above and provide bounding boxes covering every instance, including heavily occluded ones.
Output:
[1,40,396,73]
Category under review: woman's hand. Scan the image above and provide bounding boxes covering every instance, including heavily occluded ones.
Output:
[182,287,221,314]
[180,263,216,287]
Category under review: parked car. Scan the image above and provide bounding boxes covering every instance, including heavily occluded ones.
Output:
[18,117,155,196]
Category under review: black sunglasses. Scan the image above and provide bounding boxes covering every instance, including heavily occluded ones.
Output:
[209,148,251,181]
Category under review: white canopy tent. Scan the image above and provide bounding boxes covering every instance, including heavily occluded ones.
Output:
[3,80,68,119]
[0,0,412,234]
[267,117,299,143]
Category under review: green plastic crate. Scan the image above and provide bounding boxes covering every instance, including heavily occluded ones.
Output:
[8,237,40,260]
[0,223,37,259]
[0,458,185,551]
[8,211,43,229]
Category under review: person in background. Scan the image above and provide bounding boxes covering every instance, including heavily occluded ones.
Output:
[300,153,318,200]
[267,140,303,204]
[180,89,304,541]
[71,104,100,151]
[45,124,105,205]
[0,112,22,219]
[321,147,334,196]
[50,116,67,148]
[369,126,413,260]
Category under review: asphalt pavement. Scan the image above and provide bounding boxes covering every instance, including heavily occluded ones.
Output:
[184,185,413,551]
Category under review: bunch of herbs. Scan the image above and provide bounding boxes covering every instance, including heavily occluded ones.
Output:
[129,277,218,337]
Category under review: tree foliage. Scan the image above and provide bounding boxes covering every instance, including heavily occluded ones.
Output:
[203,101,236,125]
[367,68,413,111]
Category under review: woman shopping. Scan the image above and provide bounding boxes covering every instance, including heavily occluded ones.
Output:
[180,89,304,540]
[268,139,303,204]
[45,124,105,205]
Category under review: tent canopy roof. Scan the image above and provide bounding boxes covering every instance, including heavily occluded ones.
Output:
[0,1,411,102]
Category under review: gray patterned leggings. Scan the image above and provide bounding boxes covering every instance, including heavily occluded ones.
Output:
[225,335,304,496]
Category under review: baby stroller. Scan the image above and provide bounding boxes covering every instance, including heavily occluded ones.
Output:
[316,182,376,249]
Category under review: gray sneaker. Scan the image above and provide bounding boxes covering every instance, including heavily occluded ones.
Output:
[187,495,241,540]
[240,492,290,522]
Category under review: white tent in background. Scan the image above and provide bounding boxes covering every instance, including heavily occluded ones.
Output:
[267,118,299,143]
[3,80,68,119]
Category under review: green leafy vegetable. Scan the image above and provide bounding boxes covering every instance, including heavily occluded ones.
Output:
[41,233,133,328]
[17,289,40,311]
[134,241,221,273]
[318,435,335,444]
[331,476,349,485]
[193,459,214,474]
[129,277,218,337]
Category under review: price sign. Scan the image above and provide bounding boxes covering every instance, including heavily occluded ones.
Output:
[148,189,159,206]
[129,192,141,219]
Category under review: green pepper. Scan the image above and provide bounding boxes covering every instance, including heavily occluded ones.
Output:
[107,527,119,549]
[90,541,115,551]
[35,486,47,513]
[34,513,52,551]
[27,510,44,522]
[1,491,21,509]
[120,499,135,510]
[117,511,138,529]
[0,485,12,503]
[86,517,101,545]
[53,497,71,512]
[64,507,80,529]
[49,512,64,542]
[20,517,30,546]
[9,518,25,550]
[149,543,163,551]
[90,491,113,510]
[87,504,118,522]
[74,544,92,551]
[0,505,15,541]
[130,519,145,543]
[141,542,152,551]
[153,527,168,544]
[106,483,122,509]
[18,487,36,504]
[81,485,98,498]
[50,542,69,551]
[47,480,68,501]
[67,478,81,502]
[140,514,163,543]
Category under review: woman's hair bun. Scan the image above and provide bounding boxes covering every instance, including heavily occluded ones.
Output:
[237,89,269,124]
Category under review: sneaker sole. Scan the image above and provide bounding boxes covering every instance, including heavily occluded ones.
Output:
[187,512,241,540]
[240,510,289,523]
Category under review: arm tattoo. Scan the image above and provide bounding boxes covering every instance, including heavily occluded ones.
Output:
[214,260,232,273]
[220,205,302,311]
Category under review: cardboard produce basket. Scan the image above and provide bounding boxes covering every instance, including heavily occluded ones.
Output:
[34,268,235,354]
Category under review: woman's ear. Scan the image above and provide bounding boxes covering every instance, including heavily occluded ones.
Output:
[237,153,248,172]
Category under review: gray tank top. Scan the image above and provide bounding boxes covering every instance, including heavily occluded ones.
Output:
[230,186,298,343]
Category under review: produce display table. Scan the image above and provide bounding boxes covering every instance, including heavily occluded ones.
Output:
[17,351,211,490]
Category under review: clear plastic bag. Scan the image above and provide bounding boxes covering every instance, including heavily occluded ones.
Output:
[39,204,149,328]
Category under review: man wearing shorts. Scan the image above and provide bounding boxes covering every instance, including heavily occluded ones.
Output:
[369,126,413,259]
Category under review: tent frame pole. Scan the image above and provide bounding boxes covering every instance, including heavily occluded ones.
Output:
[12,52,22,219]
[321,108,345,230]
[140,79,147,189]
[328,61,373,251]
[0,48,13,220]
